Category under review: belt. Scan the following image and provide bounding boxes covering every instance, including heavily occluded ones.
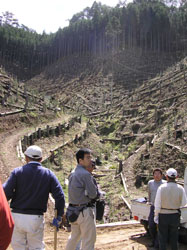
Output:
[69,203,88,207]
[69,203,93,207]
[161,207,179,211]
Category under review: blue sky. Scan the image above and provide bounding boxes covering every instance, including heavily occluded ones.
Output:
[1,0,131,34]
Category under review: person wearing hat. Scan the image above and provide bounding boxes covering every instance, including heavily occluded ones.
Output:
[147,168,166,248]
[3,145,65,250]
[154,168,187,250]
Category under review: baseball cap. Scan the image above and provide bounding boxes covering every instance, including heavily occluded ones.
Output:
[166,168,177,178]
[24,145,42,159]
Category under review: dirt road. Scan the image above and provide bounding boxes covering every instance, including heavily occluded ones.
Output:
[43,224,148,250]
[7,223,148,250]
[6,223,183,250]
[42,223,187,250]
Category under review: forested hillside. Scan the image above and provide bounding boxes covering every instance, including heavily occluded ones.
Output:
[0,2,187,247]
[0,0,186,82]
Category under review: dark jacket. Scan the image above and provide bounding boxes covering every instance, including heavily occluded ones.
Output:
[3,162,65,216]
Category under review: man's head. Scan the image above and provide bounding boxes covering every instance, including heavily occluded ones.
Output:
[153,168,163,182]
[76,148,92,168]
[24,145,42,162]
[166,168,177,180]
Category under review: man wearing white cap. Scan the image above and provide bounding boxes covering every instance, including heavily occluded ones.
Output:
[3,145,65,250]
[154,168,187,250]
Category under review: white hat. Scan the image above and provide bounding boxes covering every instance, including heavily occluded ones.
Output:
[166,168,177,178]
[24,145,42,159]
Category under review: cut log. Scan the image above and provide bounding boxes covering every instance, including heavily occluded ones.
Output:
[165,142,181,150]
[160,93,186,103]
[113,172,121,180]
[121,195,131,213]
[165,142,187,159]
[0,109,24,117]
[151,134,157,146]
[101,138,121,143]
[120,172,129,195]
[96,220,140,228]
[92,173,107,178]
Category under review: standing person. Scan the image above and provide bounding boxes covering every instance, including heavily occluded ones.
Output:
[65,148,98,250]
[3,145,65,250]
[0,180,14,250]
[147,168,166,248]
[154,168,187,250]
[75,160,104,250]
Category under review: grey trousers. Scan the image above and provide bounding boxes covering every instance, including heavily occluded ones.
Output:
[65,207,96,250]
[158,213,180,250]
[148,205,159,248]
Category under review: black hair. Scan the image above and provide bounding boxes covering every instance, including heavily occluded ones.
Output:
[76,148,91,164]
[26,155,42,162]
[153,168,163,175]
[167,176,176,180]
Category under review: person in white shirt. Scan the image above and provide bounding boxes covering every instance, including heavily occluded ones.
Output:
[154,168,187,250]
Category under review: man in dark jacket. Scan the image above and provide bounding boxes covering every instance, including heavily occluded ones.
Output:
[3,145,65,250]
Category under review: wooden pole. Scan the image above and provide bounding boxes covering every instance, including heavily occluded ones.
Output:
[120,172,129,195]
[121,195,131,213]
[54,209,57,250]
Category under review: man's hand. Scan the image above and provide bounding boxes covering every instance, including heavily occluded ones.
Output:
[52,216,62,231]
[154,215,158,224]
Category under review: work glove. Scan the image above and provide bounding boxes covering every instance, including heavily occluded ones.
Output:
[99,191,106,200]
[154,215,158,224]
[52,216,62,231]
[85,190,88,196]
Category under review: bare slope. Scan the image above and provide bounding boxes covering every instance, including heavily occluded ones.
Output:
[0,55,186,226]
[24,56,187,222]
